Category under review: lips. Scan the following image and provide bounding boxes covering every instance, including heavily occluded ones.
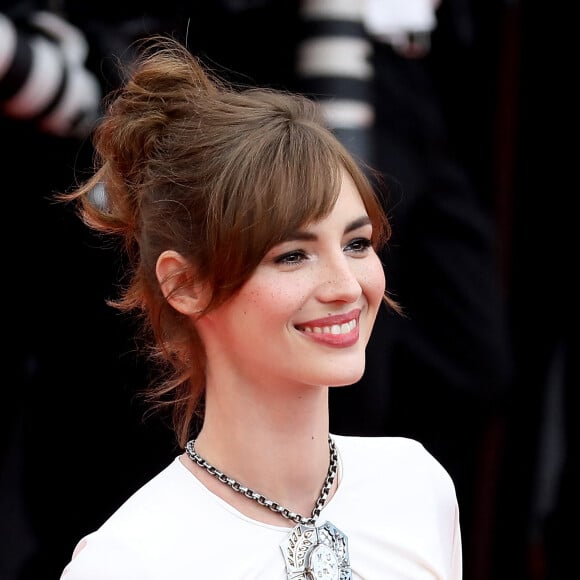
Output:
[296,308,360,332]
[295,309,361,347]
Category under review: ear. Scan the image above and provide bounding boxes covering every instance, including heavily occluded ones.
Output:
[156,250,206,317]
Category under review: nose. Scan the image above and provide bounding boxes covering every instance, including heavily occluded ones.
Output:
[316,254,362,304]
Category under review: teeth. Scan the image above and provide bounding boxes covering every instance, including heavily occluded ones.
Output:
[302,319,357,335]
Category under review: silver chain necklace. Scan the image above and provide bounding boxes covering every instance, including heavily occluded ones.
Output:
[184,435,351,580]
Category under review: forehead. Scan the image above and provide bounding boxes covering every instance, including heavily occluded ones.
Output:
[293,173,369,236]
[320,169,367,217]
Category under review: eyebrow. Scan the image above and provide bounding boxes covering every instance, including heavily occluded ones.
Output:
[283,216,372,243]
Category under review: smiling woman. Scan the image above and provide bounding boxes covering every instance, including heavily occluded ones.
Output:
[57,35,462,580]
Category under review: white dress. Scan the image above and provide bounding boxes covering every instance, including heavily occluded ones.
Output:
[60,435,462,579]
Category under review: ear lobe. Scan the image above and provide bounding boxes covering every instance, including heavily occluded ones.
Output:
[156,250,205,316]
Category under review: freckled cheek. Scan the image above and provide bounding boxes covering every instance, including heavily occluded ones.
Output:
[243,282,310,319]
[361,260,386,305]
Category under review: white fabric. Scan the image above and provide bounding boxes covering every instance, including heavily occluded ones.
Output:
[0,13,17,77]
[319,100,375,129]
[301,0,363,21]
[363,0,438,36]
[2,36,62,117]
[296,37,373,79]
[60,436,462,579]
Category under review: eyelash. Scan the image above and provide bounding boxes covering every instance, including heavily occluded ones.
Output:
[348,237,373,253]
[274,237,373,265]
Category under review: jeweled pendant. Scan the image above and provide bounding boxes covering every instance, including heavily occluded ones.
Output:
[280,520,351,580]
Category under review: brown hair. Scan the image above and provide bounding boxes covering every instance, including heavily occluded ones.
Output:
[62,35,396,447]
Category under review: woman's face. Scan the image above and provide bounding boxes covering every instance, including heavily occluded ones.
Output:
[197,170,386,391]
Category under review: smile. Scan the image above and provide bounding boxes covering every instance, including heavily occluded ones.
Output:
[299,319,357,335]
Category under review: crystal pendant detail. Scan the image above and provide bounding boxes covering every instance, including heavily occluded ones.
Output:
[280,520,351,579]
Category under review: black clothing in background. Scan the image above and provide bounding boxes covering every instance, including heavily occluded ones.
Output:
[491,2,577,579]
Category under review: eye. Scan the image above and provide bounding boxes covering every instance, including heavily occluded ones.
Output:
[274,250,308,265]
[345,237,373,254]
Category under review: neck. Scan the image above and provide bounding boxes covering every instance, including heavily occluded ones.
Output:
[186,435,337,526]
[187,383,334,523]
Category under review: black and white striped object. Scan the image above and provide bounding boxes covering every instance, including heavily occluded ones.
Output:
[296,0,374,165]
[0,11,101,138]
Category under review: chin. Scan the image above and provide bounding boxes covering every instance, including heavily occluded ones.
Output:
[331,380,362,389]
[327,366,366,387]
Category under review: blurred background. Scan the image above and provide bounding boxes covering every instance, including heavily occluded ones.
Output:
[1,1,575,579]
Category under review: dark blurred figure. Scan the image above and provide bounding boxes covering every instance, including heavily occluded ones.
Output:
[491,1,576,579]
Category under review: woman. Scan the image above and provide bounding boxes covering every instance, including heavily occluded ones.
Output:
[59,35,462,579]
